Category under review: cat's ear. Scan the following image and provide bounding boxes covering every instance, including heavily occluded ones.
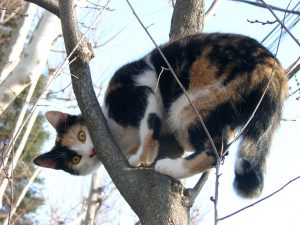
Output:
[45,111,70,129]
[33,152,60,170]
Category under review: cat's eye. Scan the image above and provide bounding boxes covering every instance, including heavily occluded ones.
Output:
[71,155,81,165]
[78,131,86,142]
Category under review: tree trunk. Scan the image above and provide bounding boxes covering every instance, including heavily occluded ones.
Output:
[169,0,205,40]
[0,3,37,81]
[0,10,60,115]
[2,59,43,169]
[0,76,52,207]
[84,170,101,225]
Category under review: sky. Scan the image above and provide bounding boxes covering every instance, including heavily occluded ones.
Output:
[33,0,300,224]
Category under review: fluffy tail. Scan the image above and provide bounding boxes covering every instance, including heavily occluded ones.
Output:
[233,84,286,198]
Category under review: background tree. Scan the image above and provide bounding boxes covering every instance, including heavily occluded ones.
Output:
[0,77,48,225]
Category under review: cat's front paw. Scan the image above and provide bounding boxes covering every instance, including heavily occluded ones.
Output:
[128,154,142,167]
[128,154,155,167]
[155,158,189,179]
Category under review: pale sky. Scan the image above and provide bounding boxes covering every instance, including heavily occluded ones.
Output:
[35,0,300,224]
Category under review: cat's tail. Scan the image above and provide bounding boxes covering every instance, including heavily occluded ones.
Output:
[233,80,287,198]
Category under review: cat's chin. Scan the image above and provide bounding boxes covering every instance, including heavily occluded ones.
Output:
[77,161,102,176]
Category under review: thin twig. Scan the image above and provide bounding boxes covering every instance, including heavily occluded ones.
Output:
[259,0,300,48]
[247,19,276,25]
[286,56,300,79]
[218,176,300,221]
[205,0,222,20]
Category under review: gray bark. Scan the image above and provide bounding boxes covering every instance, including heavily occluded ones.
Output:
[170,0,205,40]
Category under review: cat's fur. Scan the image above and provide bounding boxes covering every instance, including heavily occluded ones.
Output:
[34,33,288,198]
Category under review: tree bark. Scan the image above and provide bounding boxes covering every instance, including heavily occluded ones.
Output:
[169,0,205,40]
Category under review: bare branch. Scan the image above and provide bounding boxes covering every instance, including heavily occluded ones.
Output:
[184,172,210,206]
[205,0,222,21]
[258,0,300,48]
[228,0,300,16]
[218,175,300,221]
[247,19,276,25]
[25,0,59,18]
[286,56,300,79]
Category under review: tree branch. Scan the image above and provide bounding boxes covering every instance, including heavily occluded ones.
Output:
[227,0,300,16]
[205,0,222,21]
[258,0,300,48]
[184,172,210,207]
[286,56,300,80]
[218,175,300,221]
[25,0,59,18]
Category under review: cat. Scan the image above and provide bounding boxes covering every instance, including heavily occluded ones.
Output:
[34,33,288,198]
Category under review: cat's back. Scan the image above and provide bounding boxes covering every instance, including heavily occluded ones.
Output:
[149,33,287,109]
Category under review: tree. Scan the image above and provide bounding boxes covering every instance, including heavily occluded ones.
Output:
[0,77,48,224]
[0,1,60,224]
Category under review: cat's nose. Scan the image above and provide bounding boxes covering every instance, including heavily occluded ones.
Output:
[89,148,97,157]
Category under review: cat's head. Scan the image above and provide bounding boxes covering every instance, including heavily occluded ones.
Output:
[34,111,101,175]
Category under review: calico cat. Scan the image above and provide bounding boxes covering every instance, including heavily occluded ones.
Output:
[34,33,288,198]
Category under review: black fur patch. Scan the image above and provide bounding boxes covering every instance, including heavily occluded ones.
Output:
[187,102,237,153]
[34,144,81,175]
[147,113,161,140]
[234,158,263,197]
[106,86,152,127]
[105,59,154,127]
[56,115,84,135]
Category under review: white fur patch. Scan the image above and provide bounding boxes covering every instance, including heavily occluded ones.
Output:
[235,158,245,175]
[128,154,142,167]
[167,82,224,131]
[128,92,162,167]
[155,158,191,179]
[135,69,158,90]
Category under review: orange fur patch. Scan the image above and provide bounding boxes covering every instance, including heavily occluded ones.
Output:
[140,132,159,165]
[61,124,84,147]
[183,151,216,175]
[189,57,217,91]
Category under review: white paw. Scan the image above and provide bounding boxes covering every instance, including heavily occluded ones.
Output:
[155,158,188,179]
[128,154,142,167]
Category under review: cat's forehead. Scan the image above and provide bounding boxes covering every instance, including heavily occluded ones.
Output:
[58,123,89,146]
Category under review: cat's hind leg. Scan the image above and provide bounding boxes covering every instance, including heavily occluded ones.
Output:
[155,150,216,179]
[128,93,162,167]
[155,122,229,179]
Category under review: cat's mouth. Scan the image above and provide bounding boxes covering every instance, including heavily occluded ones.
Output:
[90,148,97,158]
